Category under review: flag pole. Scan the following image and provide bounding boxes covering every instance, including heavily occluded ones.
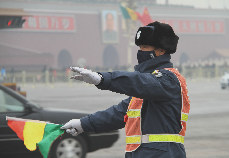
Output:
[6,116,55,124]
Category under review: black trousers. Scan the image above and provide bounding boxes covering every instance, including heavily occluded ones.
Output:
[125,143,186,158]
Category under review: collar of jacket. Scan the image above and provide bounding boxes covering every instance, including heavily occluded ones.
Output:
[134,54,173,73]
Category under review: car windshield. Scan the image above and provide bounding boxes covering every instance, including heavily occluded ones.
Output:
[28,101,42,109]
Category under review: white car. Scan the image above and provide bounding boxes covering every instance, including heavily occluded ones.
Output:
[220,72,229,89]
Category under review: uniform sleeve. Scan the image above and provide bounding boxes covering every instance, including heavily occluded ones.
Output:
[80,97,131,133]
[96,69,180,100]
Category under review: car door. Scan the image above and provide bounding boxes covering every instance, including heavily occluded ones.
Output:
[0,87,34,154]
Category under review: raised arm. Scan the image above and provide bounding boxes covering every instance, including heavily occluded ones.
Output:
[97,69,181,100]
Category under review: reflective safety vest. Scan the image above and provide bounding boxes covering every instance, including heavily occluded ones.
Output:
[124,68,190,152]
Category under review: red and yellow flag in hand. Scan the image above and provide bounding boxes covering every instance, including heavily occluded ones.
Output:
[7,116,64,158]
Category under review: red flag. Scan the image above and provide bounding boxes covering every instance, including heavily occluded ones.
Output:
[135,11,142,21]
[138,7,153,26]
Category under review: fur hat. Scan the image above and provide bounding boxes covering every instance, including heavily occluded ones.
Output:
[135,21,179,54]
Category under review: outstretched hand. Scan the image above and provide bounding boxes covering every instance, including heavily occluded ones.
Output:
[70,67,102,85]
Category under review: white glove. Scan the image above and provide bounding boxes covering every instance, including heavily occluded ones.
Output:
[70,67,102,85]
[61,119,83,136]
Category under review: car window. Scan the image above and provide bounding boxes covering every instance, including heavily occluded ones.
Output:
[0,89,25,112]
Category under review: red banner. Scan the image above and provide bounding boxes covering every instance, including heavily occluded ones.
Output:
[157,18,225,34]
[22,15,75,32]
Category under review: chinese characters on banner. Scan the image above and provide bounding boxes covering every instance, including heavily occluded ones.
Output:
[156,19,225,34]
[22,15,75,32]
[21,14,224,34]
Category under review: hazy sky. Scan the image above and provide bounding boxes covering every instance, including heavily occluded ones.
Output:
[157,0,229,9]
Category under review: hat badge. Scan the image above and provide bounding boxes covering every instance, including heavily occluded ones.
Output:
[137,31,141,39]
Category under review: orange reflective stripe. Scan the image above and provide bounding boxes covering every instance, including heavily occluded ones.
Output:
[165,68,190,136]
[125,97,143,152]
[165,68,190,114]
[125,117,141,136]
[179,121,187,136]
[125,68,190,152]
[126,144,141,152]
[128,97,143,110]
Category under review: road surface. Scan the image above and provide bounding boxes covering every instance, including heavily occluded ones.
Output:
[17,79,229,158]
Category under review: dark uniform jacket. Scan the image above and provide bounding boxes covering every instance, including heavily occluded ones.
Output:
[81,54,186,158]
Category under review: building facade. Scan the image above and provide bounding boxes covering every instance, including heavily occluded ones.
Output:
[0,0,229,71]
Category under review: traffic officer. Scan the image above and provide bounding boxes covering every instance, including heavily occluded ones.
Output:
[61,21,190,158]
